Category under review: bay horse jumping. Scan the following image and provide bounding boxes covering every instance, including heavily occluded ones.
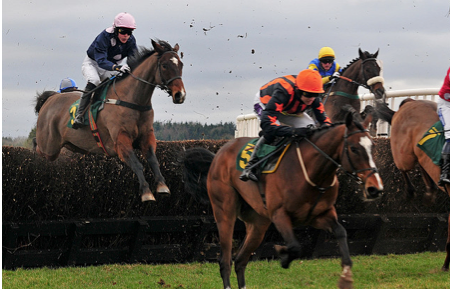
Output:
[34,39,185,202]
[375,99,450,271]
[183,112,384,289]
[324,49,386,135]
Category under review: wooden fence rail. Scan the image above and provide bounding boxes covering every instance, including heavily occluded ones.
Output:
[3,214,448,270]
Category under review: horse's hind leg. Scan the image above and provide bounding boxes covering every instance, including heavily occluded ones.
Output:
[234,211,271,289]
[400,170,416,200]
[116,133,155,202]
[418,165,438,204]
[209,182,239,289]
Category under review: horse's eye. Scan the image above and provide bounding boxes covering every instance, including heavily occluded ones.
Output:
[162,64,167,69]
[350,146,358,153]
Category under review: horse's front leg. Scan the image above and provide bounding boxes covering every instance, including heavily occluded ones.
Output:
[271,209,302,269]
[115,132,155,202]
[331,221,354,289]
[141,130,170,197]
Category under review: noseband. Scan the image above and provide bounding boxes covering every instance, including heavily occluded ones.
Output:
[360,58,384,93]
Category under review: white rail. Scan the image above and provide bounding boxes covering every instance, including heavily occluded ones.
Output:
[235,88,440,138]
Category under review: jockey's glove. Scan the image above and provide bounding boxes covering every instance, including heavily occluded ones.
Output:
[330,71,340,80]
[113,64,131,73]
[292,127,313,138]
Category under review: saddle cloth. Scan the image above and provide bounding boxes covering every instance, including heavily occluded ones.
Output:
[236,138,291,173]
[416,121,445,165]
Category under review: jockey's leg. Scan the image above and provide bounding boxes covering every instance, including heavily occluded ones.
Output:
[239,136,268,182]
[72,82,96,129]
[439,141,450,186]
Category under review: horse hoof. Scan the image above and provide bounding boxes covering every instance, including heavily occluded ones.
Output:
[338,266,353,289]
[156,184,171,196]
[141,192,156,202]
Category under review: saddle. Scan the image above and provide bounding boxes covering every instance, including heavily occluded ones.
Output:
[417,121,445,165]
[236,137,291,174]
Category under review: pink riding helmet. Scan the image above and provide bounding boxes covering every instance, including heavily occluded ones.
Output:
[113,12,136,29]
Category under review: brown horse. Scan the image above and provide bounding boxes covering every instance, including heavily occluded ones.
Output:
[183,112,384,289]
[34,39,185,202]
[324,49,386,135]
[375,99,450,271]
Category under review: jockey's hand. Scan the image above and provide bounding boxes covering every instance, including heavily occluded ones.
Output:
[113,64,131,73]
[292,127,313,138]
[330,71,340,80]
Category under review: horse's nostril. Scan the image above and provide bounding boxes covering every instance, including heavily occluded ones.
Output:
[367,187,383,199]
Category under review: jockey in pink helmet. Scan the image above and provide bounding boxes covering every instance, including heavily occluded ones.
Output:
[73,12,138,129]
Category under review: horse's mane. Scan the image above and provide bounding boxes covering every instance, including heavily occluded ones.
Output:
[127,39,174,71]
[340,51,378,75]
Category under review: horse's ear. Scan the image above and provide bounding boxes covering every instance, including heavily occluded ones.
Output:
[345,111,353,127]
[362,113,373,129]
[173,43,179,53]
[373,49,379,58]
[358,48,364,59]
[152,39,164,54]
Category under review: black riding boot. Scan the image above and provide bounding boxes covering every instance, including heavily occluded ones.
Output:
[239,136,267,182]
[438,142,450,186]
[72,82,96,129]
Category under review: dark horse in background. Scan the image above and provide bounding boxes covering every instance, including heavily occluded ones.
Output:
[34,39,185,202]
[376,99,450,271]
[183,112,384,289]
[324,48,386,136]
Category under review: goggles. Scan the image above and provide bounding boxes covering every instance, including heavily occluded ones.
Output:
[117,28,133,35]
[320,58,334,64]
[302,92,319,98]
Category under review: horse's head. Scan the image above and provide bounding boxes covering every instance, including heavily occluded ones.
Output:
[358,48,386,101]
[152,39,186,104]
[341,112,384,200]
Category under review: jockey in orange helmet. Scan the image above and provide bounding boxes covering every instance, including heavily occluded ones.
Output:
[240,69,332,182]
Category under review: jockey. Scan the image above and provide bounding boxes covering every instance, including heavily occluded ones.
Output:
[438,66,450,186]
[240,69,332,182]
[308,46,342,87]
[58,78,78,93]
[72,12,138,129]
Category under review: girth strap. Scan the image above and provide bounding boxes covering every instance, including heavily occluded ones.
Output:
[104,99,152,111]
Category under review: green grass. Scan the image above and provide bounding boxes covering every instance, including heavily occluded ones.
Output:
[3,252,448,288]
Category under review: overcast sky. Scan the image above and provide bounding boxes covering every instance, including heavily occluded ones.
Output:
[2,0,450,138]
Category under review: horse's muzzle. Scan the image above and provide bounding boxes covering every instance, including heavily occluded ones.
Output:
[173,90,186,104]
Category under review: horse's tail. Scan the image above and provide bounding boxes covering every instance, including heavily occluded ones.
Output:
[182,147,215,205]
[374,100,395,125]
[35,90,58,114]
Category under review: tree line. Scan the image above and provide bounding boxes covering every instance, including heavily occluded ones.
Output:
[2,121,236,148]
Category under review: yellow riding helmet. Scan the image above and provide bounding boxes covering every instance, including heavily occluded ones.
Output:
[295,69,325,93]
[318,47,336,59]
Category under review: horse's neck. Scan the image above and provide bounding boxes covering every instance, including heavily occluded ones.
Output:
[122,56,159,105]
[333,62,362,95]
[310,126,345,166]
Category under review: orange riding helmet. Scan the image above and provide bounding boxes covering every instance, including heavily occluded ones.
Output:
[295,69,325,93]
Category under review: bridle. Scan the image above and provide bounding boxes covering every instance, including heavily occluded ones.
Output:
[323,57,384,104]
[296,126,379,223]
[127,50,182,95]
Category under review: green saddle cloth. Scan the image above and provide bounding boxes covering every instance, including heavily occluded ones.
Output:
[416,121,445,165]
[236,138,280,172]
[67,83,110,129]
